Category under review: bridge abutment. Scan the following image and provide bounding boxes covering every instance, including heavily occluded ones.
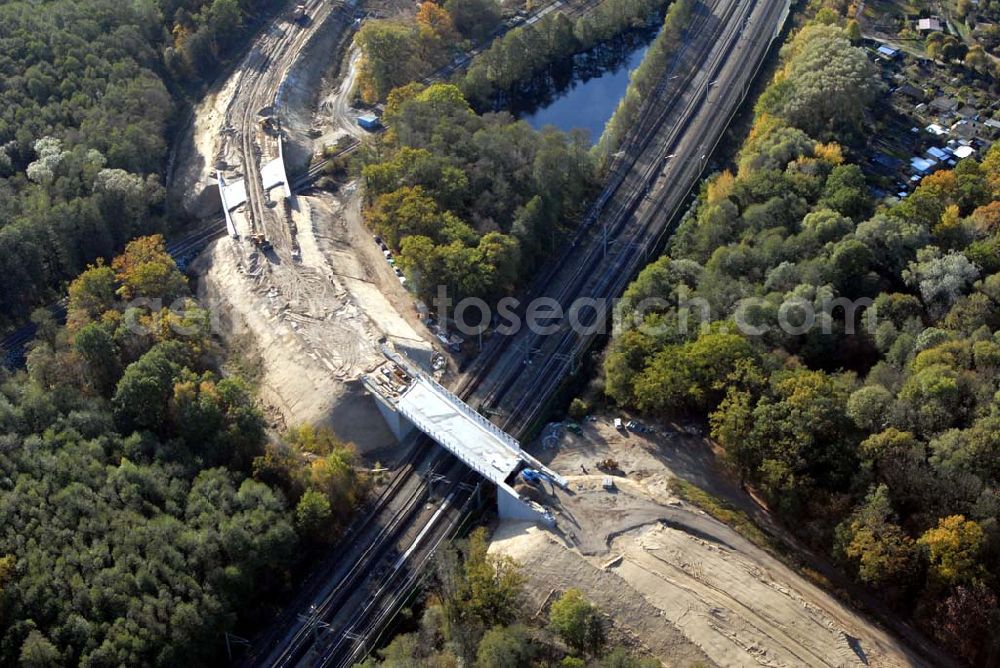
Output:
[369,384,417,442]
[497,485,556,525]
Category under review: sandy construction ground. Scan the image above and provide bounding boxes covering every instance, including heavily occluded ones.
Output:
[171,6,354,218]
[173,5,442,449]
[490,417,929,667]
[195,184,435,447]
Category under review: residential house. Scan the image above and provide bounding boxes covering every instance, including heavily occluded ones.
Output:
[929,96,959,115]
[895,83,926,101]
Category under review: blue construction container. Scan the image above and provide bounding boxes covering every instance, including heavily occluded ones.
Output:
[357,114,381,131]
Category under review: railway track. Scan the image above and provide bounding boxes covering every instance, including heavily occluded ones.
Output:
[226,0,344,246]
[5,3,787,666]
[468,0,737,413]
[262,2,789,666]
[315,466,480,668]
[499,0,786,435]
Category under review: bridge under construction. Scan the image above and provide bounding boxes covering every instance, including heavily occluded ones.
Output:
[365,348,567,525]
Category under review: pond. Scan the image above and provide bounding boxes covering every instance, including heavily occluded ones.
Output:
[515,29,658,145]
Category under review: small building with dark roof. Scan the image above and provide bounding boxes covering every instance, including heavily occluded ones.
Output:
[929,96,959,114]
[895,84,926,101]
[957,105,979,119]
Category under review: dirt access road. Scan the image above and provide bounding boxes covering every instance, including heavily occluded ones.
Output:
[173,1,436,445]
[490,417,939,667]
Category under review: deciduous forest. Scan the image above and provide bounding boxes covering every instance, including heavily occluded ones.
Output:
[360,83,597,305]
[0,0,282,325]
[604,20,1000,662]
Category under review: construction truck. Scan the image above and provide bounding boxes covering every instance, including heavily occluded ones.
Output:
[596,458,619,473]
[250,233,272,252]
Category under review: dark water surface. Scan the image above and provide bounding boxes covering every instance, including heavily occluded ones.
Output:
[516,29,658,144]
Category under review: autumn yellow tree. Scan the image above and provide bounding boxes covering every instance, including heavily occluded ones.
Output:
[417,2,458,43]
[111,235,188,301]
[983,143,1000,196]
[918,515,984,585]
[67,262,117,330]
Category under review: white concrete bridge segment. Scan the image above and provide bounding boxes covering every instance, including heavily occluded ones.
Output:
[221,176,248,210]
[216,171,243,237]
[261,157,291,196]
[396,378,523,485]
[258,134,292,197]
[216,135,292,238]
[365,351,565,524]
[396,374,568,490]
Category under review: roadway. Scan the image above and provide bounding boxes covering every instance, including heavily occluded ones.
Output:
[250,0,795,666]
[0,0,956,664]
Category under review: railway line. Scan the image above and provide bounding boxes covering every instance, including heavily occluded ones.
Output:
[222,0,346,251]
[482,0,789,436]
[468,0,734,413]
[252,1,792,666]
[4,1,790,665]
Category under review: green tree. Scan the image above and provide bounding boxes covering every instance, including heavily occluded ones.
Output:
[604,329,657,406]
[445,0,501,41]
[462,529,525,627]
[710,387,758,483]
[354,22,424,102]
[845,19,861,42]
[846,384,893,433]
[760,25,878,137]
[836,485,917,588]
[111,340,186,433]
[633,329,754,415]
[827,238,874,296]
[568,398,589,420]
[295,489,333,542]
[549,588,605,655]
[746,369,858,513]
[19,630,61,668]
[820,164,872,220]
[601,647,661,668]
[74,322,121,396]
[474,624,534,668]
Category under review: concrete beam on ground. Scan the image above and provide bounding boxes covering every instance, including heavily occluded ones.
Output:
[216,171,242,237]
[261,135,293,198]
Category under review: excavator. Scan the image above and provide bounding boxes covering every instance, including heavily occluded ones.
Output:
[250,233,272,252]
